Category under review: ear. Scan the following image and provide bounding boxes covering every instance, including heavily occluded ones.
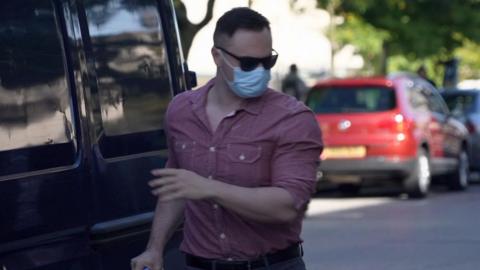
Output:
[211,47,222,67]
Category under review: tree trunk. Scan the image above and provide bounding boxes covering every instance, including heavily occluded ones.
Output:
[379,41,388,75]
[174,0,216,60]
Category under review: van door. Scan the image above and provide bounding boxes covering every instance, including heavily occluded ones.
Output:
[65,0,185,269]
[0,0,91,269]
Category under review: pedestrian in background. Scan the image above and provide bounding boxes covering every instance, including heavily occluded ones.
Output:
[417,65,437,87]
[282,64,308,101]
[131,7,322,270]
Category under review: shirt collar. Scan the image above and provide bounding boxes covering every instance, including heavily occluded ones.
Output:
[189,79,212,111]
[188,77,266,116]
[239,95,265,115]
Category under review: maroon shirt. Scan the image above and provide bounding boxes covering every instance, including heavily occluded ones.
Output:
[165,79,323,260]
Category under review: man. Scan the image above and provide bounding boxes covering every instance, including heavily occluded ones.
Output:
[281,64,307,101]
[417,65,437,87]
[131,7,322,270]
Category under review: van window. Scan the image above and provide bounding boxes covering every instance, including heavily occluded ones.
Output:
[307,87,396,114]
[0,1,77,176]
[84,0,173,137]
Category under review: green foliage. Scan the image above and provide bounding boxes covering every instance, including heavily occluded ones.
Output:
[455,39,480,79]
[319,0,480,57]
[334,14,389,74]
[388,56,442,86]
[316,0,480,81]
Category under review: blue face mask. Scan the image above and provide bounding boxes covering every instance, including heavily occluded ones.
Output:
[220,52,271,98]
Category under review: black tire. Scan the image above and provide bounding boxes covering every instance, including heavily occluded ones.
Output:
[404,148,431,199]
[338,184,361,196]
[448,149,469,191]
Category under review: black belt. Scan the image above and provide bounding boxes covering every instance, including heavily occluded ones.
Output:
[185,244,303,270]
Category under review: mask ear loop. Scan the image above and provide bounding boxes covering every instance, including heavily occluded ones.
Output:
[218,49,236,69]
[218,63,233,85]
[217,49,236,85]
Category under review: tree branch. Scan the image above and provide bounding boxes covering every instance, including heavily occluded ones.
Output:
[195,0,215,30]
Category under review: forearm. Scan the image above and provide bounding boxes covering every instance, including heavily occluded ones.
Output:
[209,181,298,223]
[146,198,185,253]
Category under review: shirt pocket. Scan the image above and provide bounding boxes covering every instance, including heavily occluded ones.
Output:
[226,143,269,186]
[174,140,196,170]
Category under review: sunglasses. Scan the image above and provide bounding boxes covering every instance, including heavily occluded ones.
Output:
[216,46,278,71]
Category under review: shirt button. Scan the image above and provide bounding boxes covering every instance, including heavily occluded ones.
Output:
[181,144,186,150]
[239,154,245,161]
[209,146,216,152]
[220,233,226,239]
[213,204,219,209]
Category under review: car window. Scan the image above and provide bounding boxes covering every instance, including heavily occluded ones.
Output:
[307,87,396,114]
[0,1,77,176]
[408,85,429,112]
[428,92,449,115]
[442,93,477,116]
[415,82,449,115]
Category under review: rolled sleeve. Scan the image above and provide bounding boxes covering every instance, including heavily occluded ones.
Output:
[271,110,323,210]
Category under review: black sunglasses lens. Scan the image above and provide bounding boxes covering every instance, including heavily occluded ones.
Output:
[240,56,278,71]
[219,47,278,71]
[240,59,259,71]
[263,54,278,70]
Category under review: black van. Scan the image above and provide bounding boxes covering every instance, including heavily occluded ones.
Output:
[0,0,195,269]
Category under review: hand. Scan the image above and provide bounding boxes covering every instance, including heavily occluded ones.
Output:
[131,249,162,270]
[149,168,214,201]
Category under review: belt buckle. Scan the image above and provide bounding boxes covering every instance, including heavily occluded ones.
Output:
[217,259,252,270]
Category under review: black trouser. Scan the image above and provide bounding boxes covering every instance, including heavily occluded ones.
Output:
[184,244,306,270]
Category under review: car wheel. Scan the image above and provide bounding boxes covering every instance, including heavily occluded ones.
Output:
[448,149,469,191]
[338,184,361,196]
[404,148,431,199]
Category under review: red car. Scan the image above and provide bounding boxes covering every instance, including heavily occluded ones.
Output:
[307,74,469,198]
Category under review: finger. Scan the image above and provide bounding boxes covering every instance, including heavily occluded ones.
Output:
[152,183,180,196]
[137,263,154,270]
[131,260,141,270]
[159,190,184,202]
[148,177,177,188]
[150,168,180,176]
[140,265,152,270]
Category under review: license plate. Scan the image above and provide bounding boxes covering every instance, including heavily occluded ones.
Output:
[321,146,366,159]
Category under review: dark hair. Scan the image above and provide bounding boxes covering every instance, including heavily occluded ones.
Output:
[417,65,426,73]
[289,64,297,73]
[213,7,270,46]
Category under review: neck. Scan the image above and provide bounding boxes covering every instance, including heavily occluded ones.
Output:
[208,74,243,112]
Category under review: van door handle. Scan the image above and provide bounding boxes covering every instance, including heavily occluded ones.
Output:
[89,212,154,248]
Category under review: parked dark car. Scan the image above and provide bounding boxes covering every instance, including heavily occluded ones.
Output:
[0,0,195,269]
[306,73,469,198]
[441,89,480,173]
